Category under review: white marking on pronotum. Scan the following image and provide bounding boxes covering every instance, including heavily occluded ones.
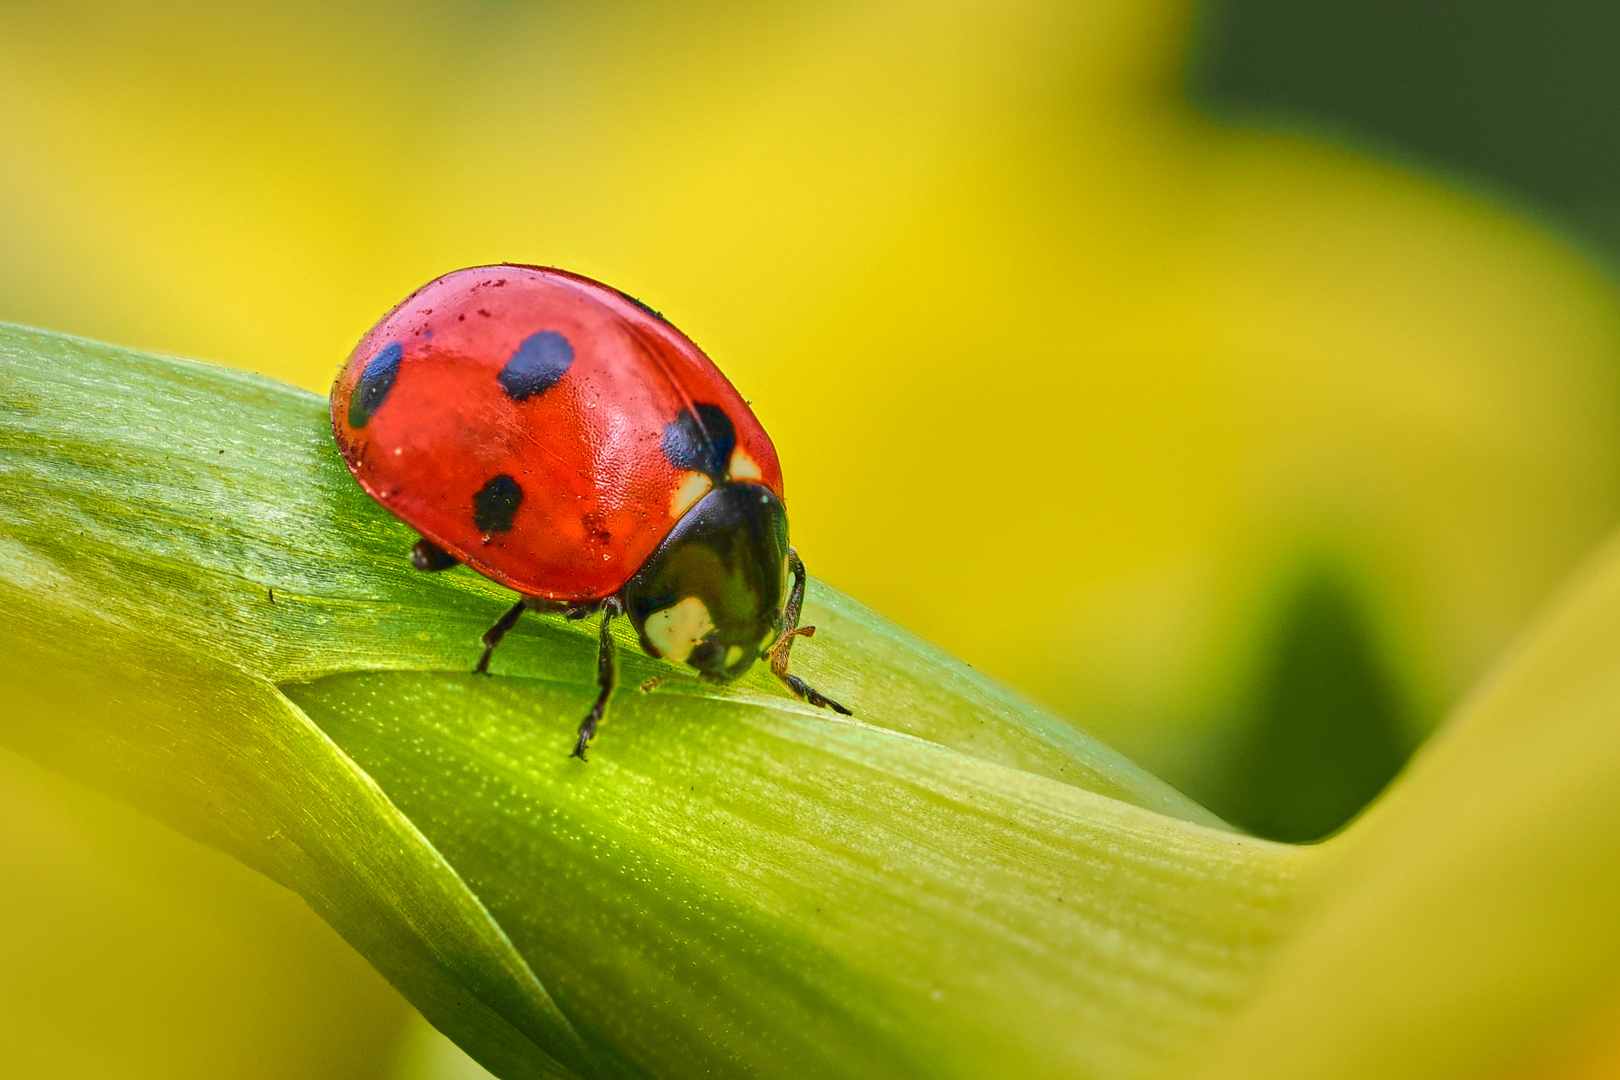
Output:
[728,447,763,482]
[669,471,713,518]
[644,596,714,663]
[724,645,745,668]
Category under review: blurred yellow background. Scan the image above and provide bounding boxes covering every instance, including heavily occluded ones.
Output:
[5,0,1620,1076]
[0,744,413,1080]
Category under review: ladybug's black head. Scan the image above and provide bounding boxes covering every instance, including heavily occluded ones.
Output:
[621,483,789,683]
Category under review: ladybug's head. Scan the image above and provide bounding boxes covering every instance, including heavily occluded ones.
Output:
[621,483,789,683]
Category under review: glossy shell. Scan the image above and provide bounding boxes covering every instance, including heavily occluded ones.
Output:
[330,265,784,602]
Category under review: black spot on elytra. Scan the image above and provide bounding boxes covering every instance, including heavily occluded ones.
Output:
[662,403,736,480]
[473,475,523,533]
[347,342,402,428]
[498,331,574,400]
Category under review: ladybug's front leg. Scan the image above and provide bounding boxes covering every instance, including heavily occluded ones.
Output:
[767,549,851,716]
[572,597,623,760]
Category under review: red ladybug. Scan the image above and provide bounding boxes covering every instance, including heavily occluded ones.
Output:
[331,265,849,758]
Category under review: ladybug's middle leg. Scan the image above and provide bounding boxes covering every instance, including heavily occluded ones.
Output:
[572,597,623,760]
[474,599,526,675]
[767,549,851,716]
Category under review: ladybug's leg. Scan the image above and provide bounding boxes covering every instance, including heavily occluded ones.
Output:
[767,549,851,715]
[572,597,623,760]
[411,537,461,572]
[474,599,527,675]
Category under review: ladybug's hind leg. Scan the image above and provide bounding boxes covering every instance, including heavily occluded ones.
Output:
[475,597,593,676]
[572,597,623,760]
[767,549,851,716]
[411,537,461,572]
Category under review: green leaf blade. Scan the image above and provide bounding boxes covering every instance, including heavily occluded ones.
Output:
[0,322,1304,1078]
[289,669,1304,1080]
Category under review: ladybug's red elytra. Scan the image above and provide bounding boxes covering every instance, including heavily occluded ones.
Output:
[331,264,849,758]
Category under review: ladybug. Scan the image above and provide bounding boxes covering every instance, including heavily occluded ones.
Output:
[331,264,849,758]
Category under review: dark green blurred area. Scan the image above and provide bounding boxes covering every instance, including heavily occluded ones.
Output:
[1188,0,1620,840]
[1191,0,1620,261]
[1202,570,1413,842]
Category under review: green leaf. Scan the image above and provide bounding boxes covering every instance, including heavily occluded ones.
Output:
[0,323,1310,1078]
